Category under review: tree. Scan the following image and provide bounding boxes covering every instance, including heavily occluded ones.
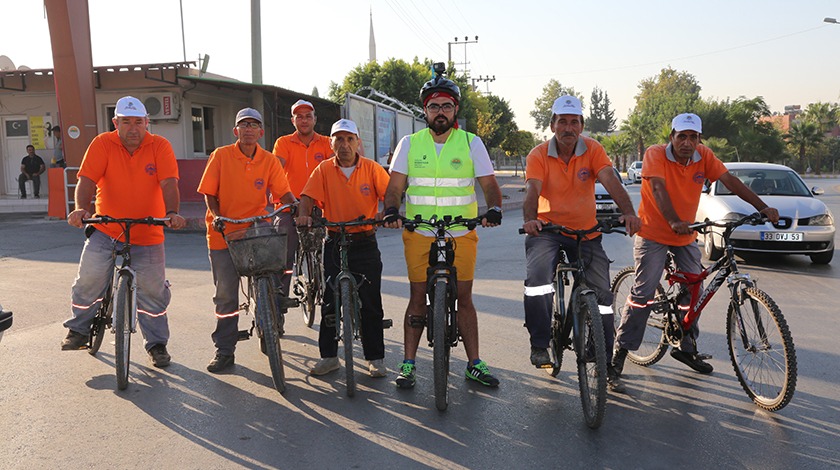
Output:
[328,58,432,106]
[530,79,583,132]
[702,136,736,162]
[620,112,656,161]
[633,67,702,132]
[600,132,635,171]
[501,130,538,159]
[481,95,517,148]
[587,87,616,134]
[785,121,823,172]
[311,86,320,98]
[802,102,838,174]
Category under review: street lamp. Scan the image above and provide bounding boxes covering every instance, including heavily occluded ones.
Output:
[824,17,839,24]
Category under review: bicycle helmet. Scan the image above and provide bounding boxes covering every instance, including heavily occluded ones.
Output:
[420,76,461,105]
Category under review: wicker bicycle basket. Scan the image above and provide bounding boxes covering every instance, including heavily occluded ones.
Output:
[225,225,288,277]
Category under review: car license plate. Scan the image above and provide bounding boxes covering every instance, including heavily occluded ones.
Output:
[596,203,615,211]
[761,232,803,241]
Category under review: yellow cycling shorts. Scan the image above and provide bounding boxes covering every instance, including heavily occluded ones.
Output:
[402,229,478,283]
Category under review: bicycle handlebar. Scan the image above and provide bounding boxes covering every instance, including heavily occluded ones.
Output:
[401,214,485,233]
[213,203,296,230]
[689,212,769,232]
[518,217,627,237]
[82,216,170,226]
[309,216,383,230]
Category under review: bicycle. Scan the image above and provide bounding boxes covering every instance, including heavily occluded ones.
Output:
[402,214,484,412]
[309,216,390,397]
[215,204,297,394]
[83,216,170,391]
[611,213,797,411]
[519,218,625,429]
[292,224,326,328]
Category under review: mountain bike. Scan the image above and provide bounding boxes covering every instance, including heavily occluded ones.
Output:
[403,214,484,411]
[611,213,797,411]
[520,218,625,429]
[310,216,389,397]
[83,216,170,391]
[215,204,296,394]
[292,224,325,328]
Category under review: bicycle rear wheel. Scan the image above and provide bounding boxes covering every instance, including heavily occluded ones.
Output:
[256,277,286,394]
[296,249,318,328]
[727,286,796,411]
[432,278,450,411]
[114,273,133,390]
[339,278,356,397]
[611,266,668,366]
[88,291,112,355]
[575,291,606,429]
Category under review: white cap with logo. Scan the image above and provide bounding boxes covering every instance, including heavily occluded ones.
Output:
[330,119,359,136]
[114,96,147,117]
[291,99,314,115]
[671,113,702,133]
[551,95,583,116]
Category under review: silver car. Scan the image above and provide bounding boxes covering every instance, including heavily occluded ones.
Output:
[595,167,626,220]
[627,161,643,183]
[696,162,835,264]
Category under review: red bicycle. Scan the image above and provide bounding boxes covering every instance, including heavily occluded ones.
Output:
[611,213,797,411]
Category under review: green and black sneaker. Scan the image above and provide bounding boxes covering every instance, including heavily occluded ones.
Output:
[395,361,416,389]
[465,360,500,387]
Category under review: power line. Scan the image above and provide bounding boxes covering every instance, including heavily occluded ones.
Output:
[383,0,445,57]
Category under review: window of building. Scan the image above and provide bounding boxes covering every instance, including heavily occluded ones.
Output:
[192,106,216,156]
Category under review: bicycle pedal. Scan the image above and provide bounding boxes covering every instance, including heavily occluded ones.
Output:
[278,297,300,309]
[537,363,553,369]
[382,319,393,329]
[237,330,252,341]
[696,353,713,360]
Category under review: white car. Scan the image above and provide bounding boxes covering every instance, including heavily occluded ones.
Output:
[627,161,643,183]
[595,167,627,220]
[696,162,835,264]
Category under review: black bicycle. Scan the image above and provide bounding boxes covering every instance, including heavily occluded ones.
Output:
[403,214,484,411]
[215,204,296,394]
[519,218,626,429]
[83,216,170,390]
[293,224,325,328]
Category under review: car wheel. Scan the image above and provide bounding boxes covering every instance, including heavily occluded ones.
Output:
[704,230,723,261]
[809,249,834,265]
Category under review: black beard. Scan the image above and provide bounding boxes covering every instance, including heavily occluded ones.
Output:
[428,115,455,135]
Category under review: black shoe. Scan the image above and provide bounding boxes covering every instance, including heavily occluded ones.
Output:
[20,195,26,199]
[612,347,628,376]
[607,365,627,394]
[207,353,235,373]
[61,330,89,350]
[529,347,552,368]
[670,348,713,374]
[34,195,40,199]
[147,344,171,367]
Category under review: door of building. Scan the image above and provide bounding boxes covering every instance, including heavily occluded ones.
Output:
[2,116,32,196]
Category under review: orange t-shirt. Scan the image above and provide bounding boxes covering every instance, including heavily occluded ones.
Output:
[198,143,292,250]
[78,130,179,245]
[525,136,612,239]
[272,132,333,198]
[301,155,390,233]
[637,143,728,246]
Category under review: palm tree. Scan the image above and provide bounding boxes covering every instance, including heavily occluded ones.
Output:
[784,121,823,172]
[803,102,838,174]
[621,112,655,161]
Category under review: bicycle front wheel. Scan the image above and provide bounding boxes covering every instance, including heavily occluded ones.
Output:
[611,266,668,366]
[339,278,356,397]
[256,277,286,394]
[297,249,318,328]
[114,273,132,390]
[727,286,796,411]
[575,291,606,429]
[548,276,566,377]
[432,278,450,411]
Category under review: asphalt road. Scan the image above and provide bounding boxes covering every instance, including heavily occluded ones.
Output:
[1,178,838,469]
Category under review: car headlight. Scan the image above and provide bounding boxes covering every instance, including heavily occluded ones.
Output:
[809,213,834,226]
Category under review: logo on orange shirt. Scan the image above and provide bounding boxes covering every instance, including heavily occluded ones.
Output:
[577,168,591,182]
[693,172,705,184]
[145,164,157,175]
[315,152,325,162]
[360,183,371,196]
[255,178,265,190]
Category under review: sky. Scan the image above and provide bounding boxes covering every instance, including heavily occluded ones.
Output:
[2,0,840,139]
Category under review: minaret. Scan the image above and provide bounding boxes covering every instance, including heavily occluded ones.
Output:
[369,7,376,63]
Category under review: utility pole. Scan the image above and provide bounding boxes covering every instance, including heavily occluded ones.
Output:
[471,75,496,94]
[447,36,478,76]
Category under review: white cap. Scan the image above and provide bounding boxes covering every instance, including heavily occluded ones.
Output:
[114,96,147,117]
[671,113,702,133]
[235,107,263,125]
[330,119,359,136]
[551,95,583,116]
[291,99,314,114]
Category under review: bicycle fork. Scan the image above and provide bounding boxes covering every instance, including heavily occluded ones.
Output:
[112,266,138,334]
